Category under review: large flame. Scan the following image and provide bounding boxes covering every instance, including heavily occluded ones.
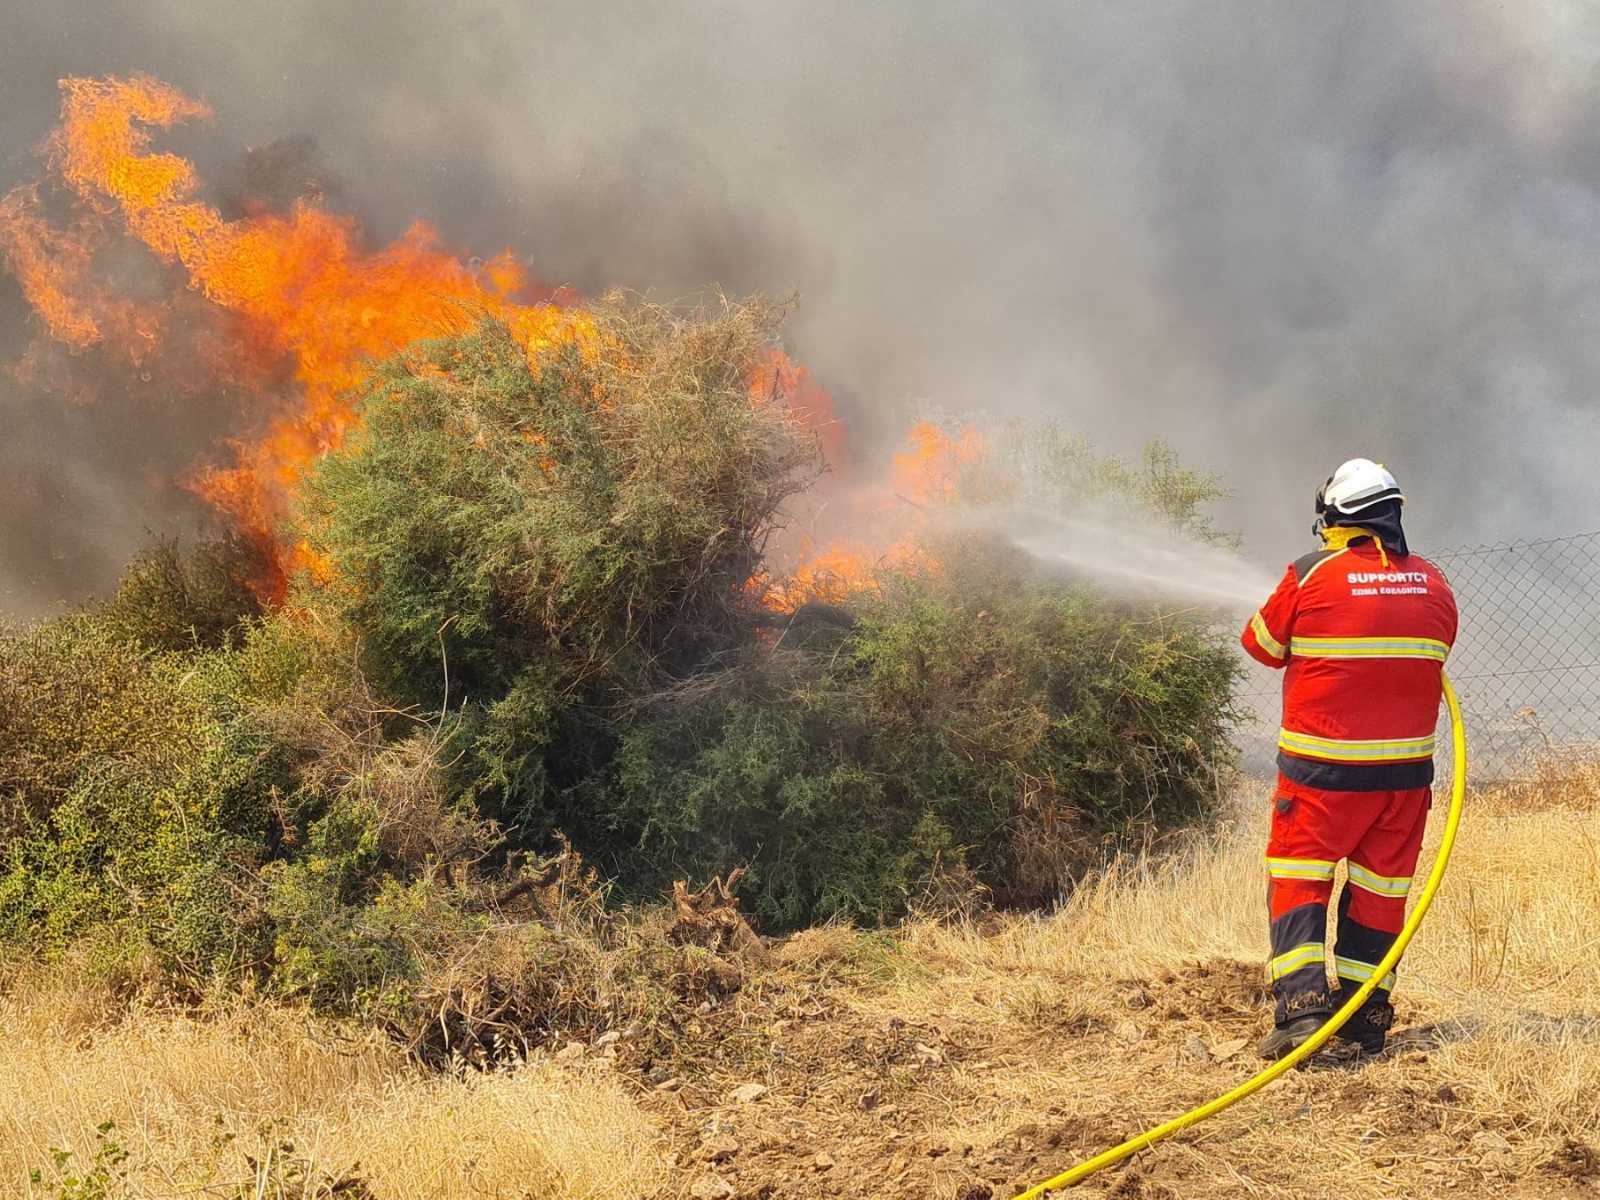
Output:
[3,75,599,599]
[2,74,979,613]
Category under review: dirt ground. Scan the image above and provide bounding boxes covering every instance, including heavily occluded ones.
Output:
[577,954,1597,1199]
[596,789,1600,1199]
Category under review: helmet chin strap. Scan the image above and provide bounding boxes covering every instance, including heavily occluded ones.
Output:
[1311,475,1334,539]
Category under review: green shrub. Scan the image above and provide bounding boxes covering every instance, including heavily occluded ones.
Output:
[0,616,292,975]
[0,601,503,999]
[960,419,1238,546]
[296,299,818,703]
[98,534,267,652]
[1,289,1247,1007]
[263,864,472,1008]
[292,298,820,840]
[608,537,1241,926]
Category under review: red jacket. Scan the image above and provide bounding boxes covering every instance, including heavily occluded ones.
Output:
[1242,536,1458,791]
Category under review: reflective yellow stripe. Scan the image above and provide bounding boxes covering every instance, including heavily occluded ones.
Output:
[1289,635,1449,662]
[1270,942,1325,980]
[1266,856,1336,881]
[1251,612,1286,660]
[1335,956,1397,991]
[1347,862,1412,898]
[1277,728,1435,763]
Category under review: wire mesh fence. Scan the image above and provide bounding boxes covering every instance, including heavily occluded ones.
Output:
[1237,530,1600,782]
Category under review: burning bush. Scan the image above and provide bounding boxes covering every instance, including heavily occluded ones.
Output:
[298,296,817,694]
[610,535,1241,925]
[0,71,1246,1032]
[0,286,1242,1017]
[277,303,1243,926]
[293,297,821,832]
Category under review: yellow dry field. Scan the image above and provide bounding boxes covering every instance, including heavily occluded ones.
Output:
[0,983,668,1198]
[3,773,1597,1199]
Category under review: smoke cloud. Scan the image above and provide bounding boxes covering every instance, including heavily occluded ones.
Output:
[4,0,1599,617]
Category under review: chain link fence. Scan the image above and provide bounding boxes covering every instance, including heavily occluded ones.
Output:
[1238,530,1600,782]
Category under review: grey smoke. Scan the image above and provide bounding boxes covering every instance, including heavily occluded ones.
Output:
[4,0,1599,618]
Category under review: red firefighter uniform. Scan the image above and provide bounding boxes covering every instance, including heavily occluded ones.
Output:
[1241,529,1458,1025]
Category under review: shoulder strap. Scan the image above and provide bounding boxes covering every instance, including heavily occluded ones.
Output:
[1291,547,1344,586]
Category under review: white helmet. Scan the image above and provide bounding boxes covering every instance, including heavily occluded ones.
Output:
[1317,458,1404,518]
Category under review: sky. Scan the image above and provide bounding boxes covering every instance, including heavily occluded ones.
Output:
[5,0,1600,616]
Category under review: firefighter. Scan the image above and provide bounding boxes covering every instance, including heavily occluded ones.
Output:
[1241,459,1458,1059]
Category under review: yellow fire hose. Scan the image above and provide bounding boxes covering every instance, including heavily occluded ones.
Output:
[1014,671,1467,1197]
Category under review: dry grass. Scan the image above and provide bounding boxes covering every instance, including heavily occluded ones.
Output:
[0,979,667,1198]
[5,773,1597,1199]
[1469,747,1600,814]
[862,777,1600,1197]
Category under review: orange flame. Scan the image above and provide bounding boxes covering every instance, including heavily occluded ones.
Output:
[747,347,849,474]
[755,421,982,610]
[890,421,985,504]
[751,538,935,611]
[4,73,975,617]
[0,184,162,362]
[20,74,597,599]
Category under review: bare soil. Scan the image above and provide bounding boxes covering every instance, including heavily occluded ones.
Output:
[572,954,1600,1199]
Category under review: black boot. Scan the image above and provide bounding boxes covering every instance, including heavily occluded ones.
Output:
[1257,1013,1325,1061]
[1331,989,1394,1055]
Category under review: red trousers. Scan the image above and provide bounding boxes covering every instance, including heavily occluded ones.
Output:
[1264,773,1431,1023]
